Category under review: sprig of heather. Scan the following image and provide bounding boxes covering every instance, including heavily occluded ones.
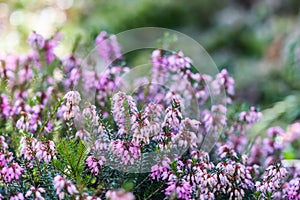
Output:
[63,90,81,121]
[256,164,288,199]
[25,186,46,200]
[1,30,300,200]
[0,136,23,183]
[53,175,79,199]
[20,136,56,164]
[96,31,122,64]
[111,91,138,136]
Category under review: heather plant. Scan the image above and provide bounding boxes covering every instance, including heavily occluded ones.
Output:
[0,30,299,200]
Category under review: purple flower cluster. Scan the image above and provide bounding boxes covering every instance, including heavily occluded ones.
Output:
[53,175,79,199]
[96,31,122,64]
[149,50,235,107]
[0,136,23,183]
[109,140,140,165]
[283,177,300,200]
[27,31,61,65]
[86,155,106,175]
[256,164,288,198]
[151,148,256,200]
[20,137,56,163]
[25,186,46,200]
[1,30,300,200]
[63,90,81,121]
[105,189,135,200]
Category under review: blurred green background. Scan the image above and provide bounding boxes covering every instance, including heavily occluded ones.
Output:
[0,0,300,129]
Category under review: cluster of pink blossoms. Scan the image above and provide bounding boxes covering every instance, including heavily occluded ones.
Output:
[0,136,23,183]
[150,147,256,200]
[150,49,235,107]
[25,186,46,200]
[256,164,288,198]
[0,32,59,135]
[105,189,135,200]
[63,90,81,121]
[53,175,79,199]
[2,30,300,200]
[109,140,140,165]
[8,193,24,200]
[86,155,106,175]
[283,177,300,199]
[27,31,61,65]
[20,137,56,163]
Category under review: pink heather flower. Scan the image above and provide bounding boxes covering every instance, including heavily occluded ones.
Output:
[63,91,81,120]
[10,193,24,200]
[248,138,265,165]
[283,122,300,143]
[64,68,81,89]
[267,126,284,138]
[212,69,235,103]
[0,94,11,118]
[150,50,210,107]
[35,140,56,163]
[218,145,238,159]
[263,127,285,166]
[1,162,23,182]
[131,111,152,144]
[165,179,192,200]
[27,32,45,49]
[86,155,106,175]
[62,54,80,72]
[132,121,162,144]
[191,74,212,105]
[36,86,55,106]
[20,137,38,161]
[53,175,78,199]
[224,131,248,153]
[151,50,169,88]
[82,104,100,127]
[151,50,191,74]
[81,193,102,200]
[96,31,122,64]
[25,186,46,200]
[172,118,200,149]
[109,140,140,165]
[151,159,170,180]
[105,189,135,200]
[0,136,8,150]
[111,92,138,135]
[20,137,56,163]
[81,66,129,111]
[43,37,59,65]
[256,165,288,198]
[214,160,254,199]
[144,103,164,122]
[166,51,192,71]
[45,121,54,133]
[283,177,300,200]
[18,66,33,84]
[239,106,262,126]
[163,98,183,132]
[110,35,122,60]
[93,138,109,151]
[198,105,226,139]
[16,115,30,131]
[0,151,13,167]
[75,129,91,142]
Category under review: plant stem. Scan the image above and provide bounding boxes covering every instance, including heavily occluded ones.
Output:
[145,182,165,200]
[37,98,63,138]
[133,174,150,191]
